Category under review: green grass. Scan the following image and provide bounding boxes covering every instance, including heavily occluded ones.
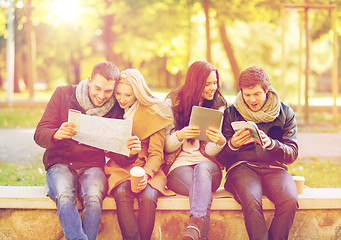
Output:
[0,89,54,102]
[0,107,45,128]
[288,158,341,188]
[219,158,341,189]
[1,158,339,187]
[0,163,46,186]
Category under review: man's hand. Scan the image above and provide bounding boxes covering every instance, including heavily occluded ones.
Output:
[230,128,252,148]
[206,127,226,146]
[176,126,200,142]
[259,130,272,148]
[53,122,76,141]
[128,136,141,156]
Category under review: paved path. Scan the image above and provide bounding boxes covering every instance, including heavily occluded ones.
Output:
[0,128,341,165]
[0,128,44,165]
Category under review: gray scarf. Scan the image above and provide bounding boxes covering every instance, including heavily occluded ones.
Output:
[76,79,116,116]
[234,86,281,123]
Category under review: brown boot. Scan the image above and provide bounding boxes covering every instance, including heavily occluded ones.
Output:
[182,217,203,240]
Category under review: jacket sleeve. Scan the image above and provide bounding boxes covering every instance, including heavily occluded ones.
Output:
[164,99,183,153]
[34,87,64,149]
[216,108,239,166]
[268,106,298,165]
[164,123,183,153]
[143,129,166,179]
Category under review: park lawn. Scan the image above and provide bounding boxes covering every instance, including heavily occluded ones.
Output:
[0,163,46,186]
[288,158,341,188]
[0,107,44,128]
[219,158,341,189]
[1,158,340,188]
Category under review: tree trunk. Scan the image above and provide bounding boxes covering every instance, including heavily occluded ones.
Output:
[202,0,211,63]
[14,50,20,93]
[103,13,116,62]
[24,0,36,99]
[218,22,240,92]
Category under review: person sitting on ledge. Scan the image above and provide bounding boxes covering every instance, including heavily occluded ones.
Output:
[217,65,299,240]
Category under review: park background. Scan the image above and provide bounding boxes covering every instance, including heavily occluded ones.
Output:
[0,0,340,188]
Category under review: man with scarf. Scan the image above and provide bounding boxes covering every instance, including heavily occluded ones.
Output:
[34,61,141,240]
[217,66,299,240]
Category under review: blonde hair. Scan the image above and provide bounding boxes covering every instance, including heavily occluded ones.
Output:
[117,69,171,119]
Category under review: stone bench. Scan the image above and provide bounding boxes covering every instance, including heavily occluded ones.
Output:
[0,186,341,239]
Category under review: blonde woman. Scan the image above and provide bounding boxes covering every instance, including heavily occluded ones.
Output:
[105,69,173,240]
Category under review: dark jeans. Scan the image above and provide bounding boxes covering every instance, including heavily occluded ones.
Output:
[46,164,107,240]
[111,180,159,240]
[167,161,222,240]
[225,163,298,240]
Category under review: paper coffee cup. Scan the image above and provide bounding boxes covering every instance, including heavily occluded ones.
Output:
[293,176,305,195]
[130,167,145,193]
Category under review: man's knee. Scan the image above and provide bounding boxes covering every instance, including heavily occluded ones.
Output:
[280,192,299,211]
[233,185,263,209]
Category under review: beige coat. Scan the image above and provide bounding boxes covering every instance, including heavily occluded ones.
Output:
[105,103,175,196]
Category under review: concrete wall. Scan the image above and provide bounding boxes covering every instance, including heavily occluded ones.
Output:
[1,208,341,240]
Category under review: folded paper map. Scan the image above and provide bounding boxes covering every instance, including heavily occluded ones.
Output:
[68,109,132,156]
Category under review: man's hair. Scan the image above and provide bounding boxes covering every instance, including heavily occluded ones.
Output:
[91,61,120,81]
[239,66,271,92]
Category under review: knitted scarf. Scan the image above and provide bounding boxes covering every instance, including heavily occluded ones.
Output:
[76,79,116,116]
[123,101,139,120]
[234,86,281,123]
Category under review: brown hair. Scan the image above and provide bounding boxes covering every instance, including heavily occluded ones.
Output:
[91,61,120,81]
[239,66,271,92]
[167,61,227,130]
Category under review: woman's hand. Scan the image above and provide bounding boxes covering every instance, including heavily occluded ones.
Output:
[230,128,252,148]
[176,126,200,142]
[128,136,141,156]
[136,174,148,191]
[53,122,76,140]
[206,127,226,146]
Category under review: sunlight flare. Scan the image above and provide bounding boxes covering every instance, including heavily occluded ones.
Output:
[51,0,80,22]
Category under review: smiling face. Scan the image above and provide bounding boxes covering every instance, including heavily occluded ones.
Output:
[200,70,217,104]
[115,82,137,110]
[88,74,115,107]
[242,84,267,112]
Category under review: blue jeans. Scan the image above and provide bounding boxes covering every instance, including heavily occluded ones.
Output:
[225,163,298,240]
[111,180,159,240]
[167,161,222,240]
[46,164,107,240]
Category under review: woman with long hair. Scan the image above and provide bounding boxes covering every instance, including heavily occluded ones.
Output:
[165,61,228,240]
[105,69,173,240]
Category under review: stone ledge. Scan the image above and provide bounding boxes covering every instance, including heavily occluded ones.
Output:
[1,186,340,210]
[1,186,341,240]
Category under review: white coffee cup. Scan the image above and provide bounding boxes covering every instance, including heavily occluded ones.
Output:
[292,176,305,195]
[130,167,145,193]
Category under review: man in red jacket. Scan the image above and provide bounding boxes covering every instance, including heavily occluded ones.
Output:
[34,61,140,240]
[218,66,299,240]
